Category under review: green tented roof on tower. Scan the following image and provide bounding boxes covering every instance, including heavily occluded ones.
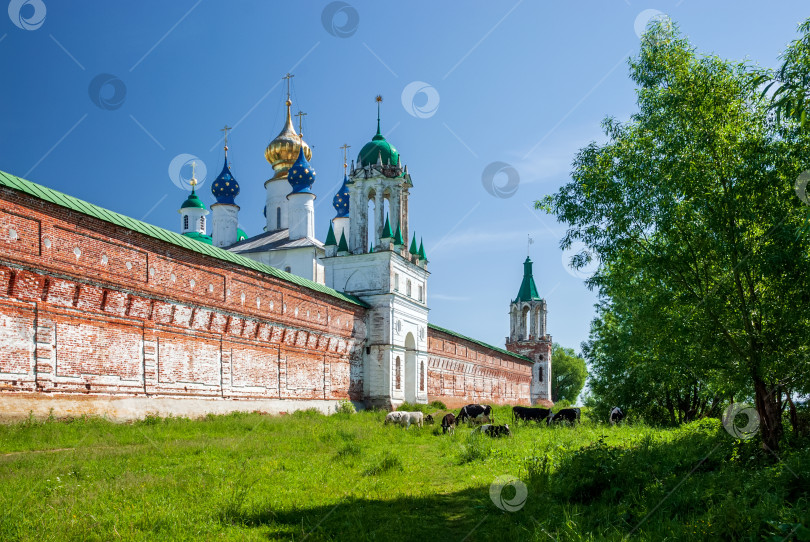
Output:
[409,233,418,255]
[337,230,349,252]
[514,256,542,302]
[381,214,392,239]
[393,222,404,245]
[418,238,427,262]
[324,222,337,246]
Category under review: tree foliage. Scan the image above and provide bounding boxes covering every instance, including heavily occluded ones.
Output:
[550,343,587,403]
[538,21,810,449]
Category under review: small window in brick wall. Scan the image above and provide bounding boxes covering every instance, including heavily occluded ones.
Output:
[538,366,544,382]
[395,356,401,390]
[419,360,425,391]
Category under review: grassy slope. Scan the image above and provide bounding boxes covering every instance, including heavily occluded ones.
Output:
[0,406,807,541]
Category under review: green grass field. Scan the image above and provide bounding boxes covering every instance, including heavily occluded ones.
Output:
[0,405,807,541]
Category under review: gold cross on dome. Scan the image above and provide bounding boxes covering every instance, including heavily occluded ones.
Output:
[282,73,294,101]
[340,143,351,173]
[294,110,307,135]
[220,124,232,147]
[190,161,197,187]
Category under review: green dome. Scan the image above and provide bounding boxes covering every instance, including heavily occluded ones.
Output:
[180,188,206,210]
[358,135,399,167]
[183,231,212,245]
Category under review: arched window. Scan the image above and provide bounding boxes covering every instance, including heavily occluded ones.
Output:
[183,215,188,230]
[199,216,205,231]
[395,356,401,390]
[522,306,530,340]
[538,366,544,382]
[419,360,425,391]
[406,280,412,297]
[276,207,281,230]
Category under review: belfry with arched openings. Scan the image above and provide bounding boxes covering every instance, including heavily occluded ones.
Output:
[506,256,552,404]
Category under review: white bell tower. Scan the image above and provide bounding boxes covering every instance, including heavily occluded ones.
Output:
[323,97,429,408]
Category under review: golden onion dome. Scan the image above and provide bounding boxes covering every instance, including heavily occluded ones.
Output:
[265,100,312,181]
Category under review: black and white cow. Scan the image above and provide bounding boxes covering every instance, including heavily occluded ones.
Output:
[609,407,624,425]
[441,412,456,435]
[425,411,450,425]
[457,404,493,424]
[550,408,581,424]
[475,424,512,437]
[512,406,553,424]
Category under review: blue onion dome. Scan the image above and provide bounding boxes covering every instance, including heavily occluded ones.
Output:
[211,155,239,204]
[333,175,350,217]
[287,146,316,194]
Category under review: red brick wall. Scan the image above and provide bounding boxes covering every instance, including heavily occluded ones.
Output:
[0,187,365,414]
[426,328,532,409]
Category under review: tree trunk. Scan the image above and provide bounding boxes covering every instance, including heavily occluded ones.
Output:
[786,391,799,435]
[753,377,783,452]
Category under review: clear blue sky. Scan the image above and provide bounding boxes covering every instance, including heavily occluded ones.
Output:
[1,1,808,353]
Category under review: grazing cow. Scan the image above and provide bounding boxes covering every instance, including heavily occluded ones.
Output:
[457,404,493,424]
[441,413,456,435]
[425,411,450,425]
[475,424,512,437]
[385,411,423,428]
[384,411,405,426]
[512,406,553,424]
[610,407,624,425]
[550,408,581,424]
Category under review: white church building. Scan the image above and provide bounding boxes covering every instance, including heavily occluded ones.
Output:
[176,86,546,407]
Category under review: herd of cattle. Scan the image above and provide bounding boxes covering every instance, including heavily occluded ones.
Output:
[383,404,625,437]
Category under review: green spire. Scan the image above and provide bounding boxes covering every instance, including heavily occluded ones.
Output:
[418,238,427,262]
[369,243,374,253]
[381,214,392,239]
[409,232,418,255]
[324,222,337,246]
[514,256,541,302]
[393,222,404,245]
[337,230,349,253]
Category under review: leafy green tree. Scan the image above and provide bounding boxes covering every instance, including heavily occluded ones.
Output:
[759,19,810,129]
[551,343,587,403]
[538,22,810,450]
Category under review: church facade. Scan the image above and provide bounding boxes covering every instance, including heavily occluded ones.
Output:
[0,89,551,419]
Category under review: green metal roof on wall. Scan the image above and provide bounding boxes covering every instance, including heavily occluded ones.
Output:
[183,231,213,245]
[0,170,368,308]
[428,323,533,363]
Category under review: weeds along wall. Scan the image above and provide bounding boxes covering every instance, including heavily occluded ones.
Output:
[426,326,532,409]
[0,185,367,420]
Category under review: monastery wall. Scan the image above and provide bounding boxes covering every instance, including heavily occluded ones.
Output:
[0,186,366,420]
[426,325,532,409]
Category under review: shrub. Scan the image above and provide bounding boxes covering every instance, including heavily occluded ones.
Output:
[334,400,356,415]
[429,400,447,410]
